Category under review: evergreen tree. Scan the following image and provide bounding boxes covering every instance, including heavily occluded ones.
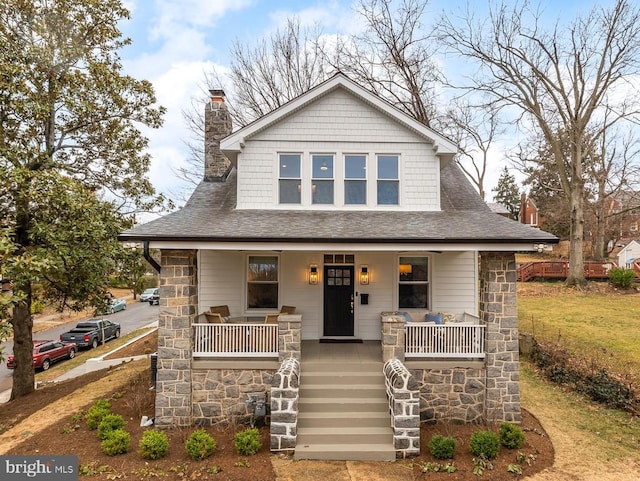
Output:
[492,167,521,221]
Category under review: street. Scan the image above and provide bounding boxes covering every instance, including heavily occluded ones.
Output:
[0,300,158,394]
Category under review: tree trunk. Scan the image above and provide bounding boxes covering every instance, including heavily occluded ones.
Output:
[9,290,35,399]
[593,210,607,261]
[567,186,587,286]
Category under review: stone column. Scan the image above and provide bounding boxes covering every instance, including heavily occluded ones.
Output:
[278,314,301,362]
[155,249,197,428]
[479,252,521,423]
[383,358,420,458]
[381,315,406,362]
[270,357,300,452]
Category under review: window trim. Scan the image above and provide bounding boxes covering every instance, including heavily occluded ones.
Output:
[278,153,302,205]
[311,153,335,205]
[344,154,367,205]
[376,154,400,206]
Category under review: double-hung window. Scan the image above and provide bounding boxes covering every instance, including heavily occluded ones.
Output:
[344,155,367,205]
[398,256,429,309]
[377,155,399,205]
[279,154,301,204]
[247,256,279,309]
[312,154,334,204]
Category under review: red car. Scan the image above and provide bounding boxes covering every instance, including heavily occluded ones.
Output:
[7,340,77,371]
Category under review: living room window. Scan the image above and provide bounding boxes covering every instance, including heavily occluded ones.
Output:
[398,256,429,309]
[279,154,301,204]
[377,155,399,205]
[344,154,367,205]
[312,154,334,204]
[247,255,279,309]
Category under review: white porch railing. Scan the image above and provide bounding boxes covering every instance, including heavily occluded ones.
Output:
[193,323,278,358]
[405,323,486,359]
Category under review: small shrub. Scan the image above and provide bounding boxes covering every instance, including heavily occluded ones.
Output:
[500,423,525,449]
[101,429,130,456]
[234,427,262,456]
[97,414,126,440]
[428,434,457,459]
[138,430,169,460]
[30,299,45,315]
[608,267,636,289]
[86,400,112,430]
[185,429,216,461]
[469,430,500,459]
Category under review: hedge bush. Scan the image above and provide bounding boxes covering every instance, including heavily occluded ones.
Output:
[97,414,126,440]
[185,429,216,461]
[428,434,457,459]
[86,399,112,430]
[469,430,500,459]
[499,423,525,449]
[234,428,262,456]
[608,267,636,289]
[101,429,131,456]
[139,430,169,460]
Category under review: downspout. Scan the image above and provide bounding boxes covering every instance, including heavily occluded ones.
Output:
[144,241,161,273]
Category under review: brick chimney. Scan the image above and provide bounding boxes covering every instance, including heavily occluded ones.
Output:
[204,89,232,181]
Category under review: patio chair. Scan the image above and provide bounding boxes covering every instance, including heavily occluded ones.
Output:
[280,305,296,314]
[206,305,230,323]
[264,313,280,323]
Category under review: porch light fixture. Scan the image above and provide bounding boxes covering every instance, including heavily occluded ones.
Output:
[359,265,369,285]
[309,264,319,285]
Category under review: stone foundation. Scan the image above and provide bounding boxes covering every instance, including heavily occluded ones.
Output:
[410,368,485,423]
[191,369,275,425]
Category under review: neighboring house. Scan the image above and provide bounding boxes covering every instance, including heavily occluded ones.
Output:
[616,240,640,269]
[519,193,539,227]
[119,73,557,460]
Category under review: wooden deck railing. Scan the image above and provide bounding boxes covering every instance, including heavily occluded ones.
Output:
[193,323,278,358]
[517,261,617,282]
[405,323,486,359]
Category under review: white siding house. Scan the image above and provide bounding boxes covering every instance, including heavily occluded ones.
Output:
[120,73,558,460]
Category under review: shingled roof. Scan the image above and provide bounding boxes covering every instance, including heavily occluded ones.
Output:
[120,161,557,245]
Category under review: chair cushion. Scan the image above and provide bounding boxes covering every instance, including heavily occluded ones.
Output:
[425,312,444,325]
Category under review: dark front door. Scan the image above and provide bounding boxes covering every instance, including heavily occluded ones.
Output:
[323,266,354,336]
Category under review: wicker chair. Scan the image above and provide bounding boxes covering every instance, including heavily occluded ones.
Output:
[280,305,296,314]
[206,305,230,323]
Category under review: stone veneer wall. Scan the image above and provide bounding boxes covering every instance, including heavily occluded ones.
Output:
[278,315,301,362]
[480,251,521,423]
[381,316,406,362]
[383,358,420,458]
[270,357,300,452]
[410,368,485,423]
[191,370,275,425]
[155,250,197,428]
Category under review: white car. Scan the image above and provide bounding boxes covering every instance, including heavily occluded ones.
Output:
[140,288,158,302]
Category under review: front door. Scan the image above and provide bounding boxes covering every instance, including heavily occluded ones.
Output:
[323,266,354,336]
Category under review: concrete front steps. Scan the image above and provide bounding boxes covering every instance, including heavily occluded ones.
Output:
[294,359,395,461]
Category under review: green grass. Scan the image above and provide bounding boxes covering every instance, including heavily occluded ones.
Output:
[518,283,640,371]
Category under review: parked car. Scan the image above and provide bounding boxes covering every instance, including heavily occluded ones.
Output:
[96,298,127,315]
[140,288,158,302]
[149,290,159,306]
[7,340,77,371]
[59,319,121,349]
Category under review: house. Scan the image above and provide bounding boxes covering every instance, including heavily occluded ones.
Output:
[616,240,640,270]
[519,193,539,227]
[119,73,558,460]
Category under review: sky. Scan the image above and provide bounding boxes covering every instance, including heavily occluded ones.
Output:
[116,0,607,212]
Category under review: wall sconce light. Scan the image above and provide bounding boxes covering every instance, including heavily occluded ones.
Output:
[359,265,369,285]
[309,264,318,285]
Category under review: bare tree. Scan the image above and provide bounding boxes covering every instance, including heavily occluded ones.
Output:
[441,98,503,200]
[332,0,442,127]
[438,0,640,286]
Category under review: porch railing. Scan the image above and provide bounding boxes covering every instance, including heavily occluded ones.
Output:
[193,323,278,358]
[405,323,486,359]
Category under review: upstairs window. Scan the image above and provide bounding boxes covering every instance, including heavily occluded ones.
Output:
[398,256,429,309]
[312,154,334,204]
[279,154,301,204]
[344,155,367,205]
[377,155,399,205]
[247,255,279,309]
